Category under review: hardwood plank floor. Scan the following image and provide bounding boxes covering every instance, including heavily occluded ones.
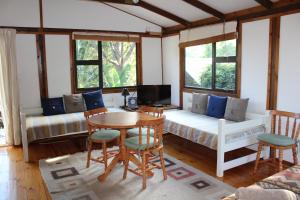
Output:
[0,134,290,200]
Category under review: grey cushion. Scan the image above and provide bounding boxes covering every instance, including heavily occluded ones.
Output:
[224,97,249,122]
[63,94,86,113]
[191,93,208,114]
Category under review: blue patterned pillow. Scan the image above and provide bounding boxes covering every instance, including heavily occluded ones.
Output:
[42,97,66,116]
[206,95,228,118]
[82,90,105,110]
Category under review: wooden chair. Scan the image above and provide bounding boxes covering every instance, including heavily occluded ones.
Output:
[84,107,120,170]
[127,106,163,137]
[123,117,167,189]
[254,110,300,173]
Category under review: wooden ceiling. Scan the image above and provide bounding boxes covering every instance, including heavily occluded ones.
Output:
[87,0,300,34]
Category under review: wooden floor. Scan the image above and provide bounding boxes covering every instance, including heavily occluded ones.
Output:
[0,134,288,200]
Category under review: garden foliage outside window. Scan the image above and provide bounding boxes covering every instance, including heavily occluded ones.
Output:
[74,39,137,91]
[185,38,237,92]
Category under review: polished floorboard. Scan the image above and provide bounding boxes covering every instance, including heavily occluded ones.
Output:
[0,134,288,200]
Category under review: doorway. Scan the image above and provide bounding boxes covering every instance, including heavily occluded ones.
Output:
[0,107,6,145]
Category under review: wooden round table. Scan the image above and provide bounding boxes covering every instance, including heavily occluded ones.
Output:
[87,112,157,181]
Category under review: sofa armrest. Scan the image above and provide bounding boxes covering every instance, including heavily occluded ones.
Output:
[20,112,29,162]
[222,111,271,136]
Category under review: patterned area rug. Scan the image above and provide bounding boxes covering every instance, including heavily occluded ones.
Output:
[39,150,235,200]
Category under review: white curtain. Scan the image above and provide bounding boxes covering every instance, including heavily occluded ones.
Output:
[0,29,21,145]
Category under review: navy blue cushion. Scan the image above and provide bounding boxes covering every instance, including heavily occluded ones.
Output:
[42,97,65,116]
[82,90,105,110]
[206,95,228,118]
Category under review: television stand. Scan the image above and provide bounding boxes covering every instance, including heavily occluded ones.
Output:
[153,104,164,107]
[120,105,181,112]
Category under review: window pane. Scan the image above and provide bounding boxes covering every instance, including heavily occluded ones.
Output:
[185,44,212,89]
[216,39,236,57]
[77,65,99,89]
[76,40,98,60]
[102,41,137,88]
[215,63,236,90]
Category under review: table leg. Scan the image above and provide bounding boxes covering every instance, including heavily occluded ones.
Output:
[98,154,120,181]
[119,129,127,161]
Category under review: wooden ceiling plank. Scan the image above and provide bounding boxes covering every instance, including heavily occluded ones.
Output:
[255,0,273,9]
[182,0,224,19]
[163,1,300,35]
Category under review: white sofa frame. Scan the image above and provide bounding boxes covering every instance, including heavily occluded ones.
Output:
[216,111,271,177]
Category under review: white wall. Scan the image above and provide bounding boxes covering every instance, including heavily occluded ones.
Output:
[277,13,300,112]
[45,35,71,97]
[241,19,270,114]
[43,0,161,33]
[0,0,40,27]
[162,35,180,106]
[142,37,162,85]
[276,13,300,163]
[180,21,237,43]
[16,34,41,110]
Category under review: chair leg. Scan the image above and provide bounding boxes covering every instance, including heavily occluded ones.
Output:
[254,142,263,173]
[159,148,167,180]
[123,149,129,180]
[292,146,298,165]
[103,142,107,171]
[142,152,147,190]
[86,139,93,168]
[279,149,283,171]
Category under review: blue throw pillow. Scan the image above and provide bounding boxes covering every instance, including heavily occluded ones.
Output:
[82,90,105,110]
[206,95,228,118]
[42,97,65,116]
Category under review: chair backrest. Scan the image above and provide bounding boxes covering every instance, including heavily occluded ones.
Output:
[136,117,165,150]
[271,110,300,141]
[84,107,108,119]
[84,107,108,134]
[138,106,163,118]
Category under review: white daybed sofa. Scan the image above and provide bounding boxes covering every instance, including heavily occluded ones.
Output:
[164,109,271,177]
[20,107,123,162]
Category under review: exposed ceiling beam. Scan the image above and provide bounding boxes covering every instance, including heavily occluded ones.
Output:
[88,0,190,26]
[255,0,273,9]
[137,1,190,26]
[163,1,300,35]
[182,0,224,19]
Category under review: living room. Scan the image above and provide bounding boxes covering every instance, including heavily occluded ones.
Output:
[0,0,300,200]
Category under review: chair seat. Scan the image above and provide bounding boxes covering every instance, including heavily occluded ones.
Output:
[125,136,155,151]
[90,130,120,141]
[257,133,296,146]
[127,128,154,137]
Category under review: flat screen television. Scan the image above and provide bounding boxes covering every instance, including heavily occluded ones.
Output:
[137,85,171,106]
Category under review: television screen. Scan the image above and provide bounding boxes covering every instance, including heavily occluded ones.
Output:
[137,85,171,106]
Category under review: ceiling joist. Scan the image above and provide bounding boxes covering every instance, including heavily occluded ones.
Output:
[90,0,190,26]
[138,1,190,26]
[255,0,273,9]
[182,0,224,19]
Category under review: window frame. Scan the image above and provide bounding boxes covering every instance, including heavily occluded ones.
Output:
[72,38,141,94]
[180,33,239,96]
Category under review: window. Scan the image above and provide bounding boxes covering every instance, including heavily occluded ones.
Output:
[184,38,237,92]
[74,39,138,92]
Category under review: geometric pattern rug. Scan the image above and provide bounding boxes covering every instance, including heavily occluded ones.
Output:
[39,149,235,200]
